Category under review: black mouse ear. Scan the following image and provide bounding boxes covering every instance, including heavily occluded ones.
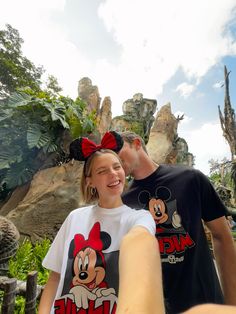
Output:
[155,186,171,201]
[100,231,111,250]
[69,138,87,161]
[108,131,124,152]
[138,190,152,206]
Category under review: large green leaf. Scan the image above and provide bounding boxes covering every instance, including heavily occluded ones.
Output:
[27,124,54,149]
[8,92,32,108]
[0,148,22,169]
[3,162,34,188]
[67,116,82,139]
[42,141,58,154]
[43,101,69,129]
[0,108,13,121]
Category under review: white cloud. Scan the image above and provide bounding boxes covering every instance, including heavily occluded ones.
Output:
[98,0,236,105]
[179,122,231,175]
[0,0,90,99]
[175,83,195,98]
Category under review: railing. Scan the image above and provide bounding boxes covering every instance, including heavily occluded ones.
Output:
[0,271,43,314]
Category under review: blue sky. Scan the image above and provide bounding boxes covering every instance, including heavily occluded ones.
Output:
[1,0,236,175]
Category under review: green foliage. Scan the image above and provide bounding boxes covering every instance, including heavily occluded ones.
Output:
[45,75,62,97]
[232,230,236,240]
[0,24,43,98]
[0,292,25,314]
[0,90,96,200]
[0,238,51,313]
[8,238,51,284]
[208,172,221,185]
[208,159,236,212]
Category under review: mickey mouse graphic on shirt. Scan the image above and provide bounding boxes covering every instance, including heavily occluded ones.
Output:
[138,186,183,231]
[54,222,117,313]
[138,186,195,262]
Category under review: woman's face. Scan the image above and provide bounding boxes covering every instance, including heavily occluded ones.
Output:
[87,153,125,204]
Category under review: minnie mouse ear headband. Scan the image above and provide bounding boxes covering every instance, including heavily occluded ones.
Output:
[69,131,124,161]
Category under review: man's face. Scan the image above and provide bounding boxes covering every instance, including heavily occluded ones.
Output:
[118,141,139,176]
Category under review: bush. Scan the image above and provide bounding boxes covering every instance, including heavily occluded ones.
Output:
[0,238,51,313]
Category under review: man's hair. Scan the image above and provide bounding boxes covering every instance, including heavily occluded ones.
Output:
[119,131,148,153]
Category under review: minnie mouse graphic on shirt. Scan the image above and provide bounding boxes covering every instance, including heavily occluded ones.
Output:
[54,222,117,314]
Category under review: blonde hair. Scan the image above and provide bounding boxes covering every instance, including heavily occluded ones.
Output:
[81,149,122,204]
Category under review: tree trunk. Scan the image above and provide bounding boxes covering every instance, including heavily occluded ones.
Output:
[218,65,236,160]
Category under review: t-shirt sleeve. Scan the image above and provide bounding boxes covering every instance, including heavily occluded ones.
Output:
[129,209,156,235]
[195,170,228,222]
[42,214,71,273]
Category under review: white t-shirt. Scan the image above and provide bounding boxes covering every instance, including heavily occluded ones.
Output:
[43,204,155,313]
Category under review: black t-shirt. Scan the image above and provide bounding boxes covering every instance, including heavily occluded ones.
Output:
[122,164,226,314]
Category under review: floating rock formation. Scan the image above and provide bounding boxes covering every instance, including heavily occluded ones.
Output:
[111,93,157,143]
[78,77,101,113]
[147,103,194,165]
[97,96,112,136]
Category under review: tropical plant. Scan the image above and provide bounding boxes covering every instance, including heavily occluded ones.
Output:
[8,238,51,283]
[4,238,51,313]
[208,158,232,186]
[0,89,96,200]
[44,74,63,97]
[0,24,43,98]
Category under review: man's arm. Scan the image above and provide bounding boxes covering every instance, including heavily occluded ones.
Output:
[184,303,236,314]
[205,216,236,305]
[38,271,60,314]
[116,226,165,314]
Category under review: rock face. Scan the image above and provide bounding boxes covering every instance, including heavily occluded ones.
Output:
[0,183,31,216]
[111,93,157,143]
[97,96,112,136]
[175,138,194,166]
[147,103,193,166]
[5,161,84,242]
[78,77,101,113]
[78,77,113,134]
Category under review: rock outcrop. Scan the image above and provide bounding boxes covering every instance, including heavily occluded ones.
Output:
[78,77,101,113]
[78,77,113,133]
[175,138,194,166]
[5,161,84,242]
[97,96,112,136]
[147,103,193,166]
[111,93,157,143]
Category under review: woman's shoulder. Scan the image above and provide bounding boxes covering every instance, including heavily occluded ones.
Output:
[123,205,151,217]
[68,204,95,217]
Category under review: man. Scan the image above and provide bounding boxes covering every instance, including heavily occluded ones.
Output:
[115,131,236,314]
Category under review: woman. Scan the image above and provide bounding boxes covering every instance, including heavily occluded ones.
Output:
[38,131,156,313]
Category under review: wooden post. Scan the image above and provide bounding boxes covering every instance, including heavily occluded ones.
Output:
[1,278,17,314]
[25,271,38,314]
